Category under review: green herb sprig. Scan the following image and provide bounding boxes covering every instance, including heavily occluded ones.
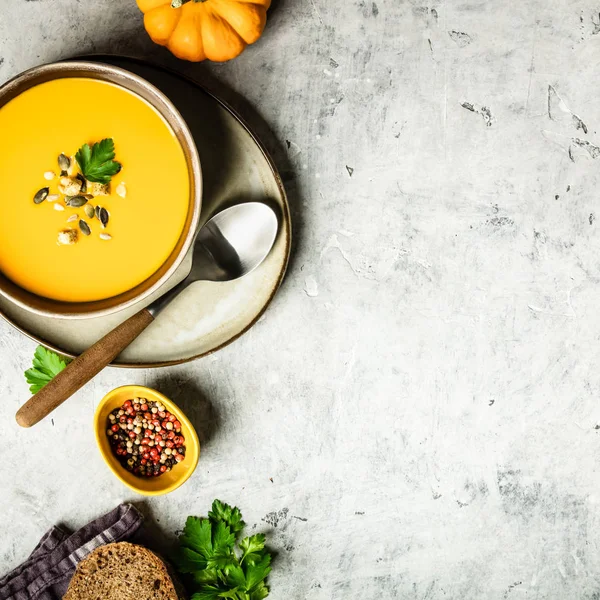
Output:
[24,346,70,393]
[75,138,122,184]
[174,500,272,600]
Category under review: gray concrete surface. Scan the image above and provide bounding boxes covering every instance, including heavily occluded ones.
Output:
[2,0,600,598]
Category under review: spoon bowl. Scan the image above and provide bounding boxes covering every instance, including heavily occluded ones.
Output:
[194,202,279,281]
[148,202,279,316]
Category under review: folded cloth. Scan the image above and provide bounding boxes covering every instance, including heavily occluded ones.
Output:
[0,503,144,600]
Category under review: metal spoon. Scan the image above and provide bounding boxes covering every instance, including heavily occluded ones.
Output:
[16,202,278,427]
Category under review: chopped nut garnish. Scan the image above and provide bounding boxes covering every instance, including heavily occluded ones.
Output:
[58,177,82,196]
[88,181,110,197]
[46,194,60,202]
[43,171,55,181]
[57,229,78,245]
[116,182,127,198]
[99,233,112,240]
[53,204,65,211]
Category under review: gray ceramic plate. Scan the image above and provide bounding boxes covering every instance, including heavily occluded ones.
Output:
[0,56,291,367]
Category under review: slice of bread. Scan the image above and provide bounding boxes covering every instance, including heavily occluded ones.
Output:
[63,542,183,600]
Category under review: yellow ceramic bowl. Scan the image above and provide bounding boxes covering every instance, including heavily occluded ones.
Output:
[94,385,199,496]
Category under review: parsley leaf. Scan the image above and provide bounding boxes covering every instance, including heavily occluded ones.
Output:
[215,590,240,600]
[249,582,269,600]
[209,500,245,537]
[193,569,219,585]
[224,565,246,589]
[181,517,213,560]
[209,520,236,570]
[175,501,272,600]
[244,555,271,592]
[191,588,224,600]
[239,535,265,566]
[177,547,209,573]
[75,138,122,184]
[24,346,70,393]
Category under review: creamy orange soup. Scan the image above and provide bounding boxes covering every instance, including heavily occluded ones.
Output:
[0,78,190,302]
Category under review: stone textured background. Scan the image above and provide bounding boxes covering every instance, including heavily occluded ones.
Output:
[2,0,600,597]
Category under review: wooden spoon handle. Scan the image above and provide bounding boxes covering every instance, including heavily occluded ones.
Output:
[16,308,155,428]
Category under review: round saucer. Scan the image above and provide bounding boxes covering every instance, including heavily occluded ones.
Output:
[0,56,291,367]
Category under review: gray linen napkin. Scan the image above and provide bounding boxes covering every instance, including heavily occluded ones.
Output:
[0,503,145,600]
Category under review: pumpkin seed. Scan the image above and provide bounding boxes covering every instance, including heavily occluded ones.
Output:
[95,205,101,220]
[43,171,55,181]
[58,153,70,174]
[33,187,49,204]
[99,207,109,228]
[53,203,65,211]
[46,194,60,202]
[84,204,95,219]
[66,195,88,208]
[66,214,78,223]
[99,233,112,240]
[75,173,87,193]
[79,220,91,236]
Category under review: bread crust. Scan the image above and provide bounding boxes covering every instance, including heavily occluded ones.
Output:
[63,542,183,600]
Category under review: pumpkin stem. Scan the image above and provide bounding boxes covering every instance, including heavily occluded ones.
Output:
[171,0,207,6]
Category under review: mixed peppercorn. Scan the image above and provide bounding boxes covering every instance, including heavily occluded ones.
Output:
[106,397,186,478]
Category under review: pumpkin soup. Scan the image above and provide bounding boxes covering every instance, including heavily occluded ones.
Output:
[0,77,189,302]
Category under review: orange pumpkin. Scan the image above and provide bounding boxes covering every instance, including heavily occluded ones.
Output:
[137,0,271,62]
